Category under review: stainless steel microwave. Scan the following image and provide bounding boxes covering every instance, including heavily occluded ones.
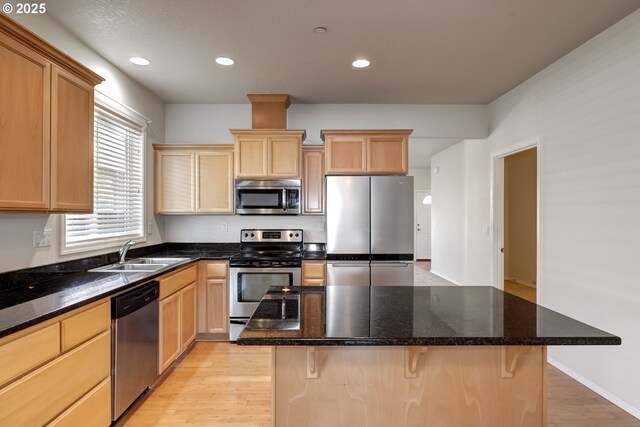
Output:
[235,179,301,215]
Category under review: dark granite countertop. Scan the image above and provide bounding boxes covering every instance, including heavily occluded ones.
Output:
[302,251,327,260]
[302,243,326,260]
[237,286,621,346]
[0,243,239,338]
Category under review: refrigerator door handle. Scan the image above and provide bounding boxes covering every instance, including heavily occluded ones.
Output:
[370,261,410,267]
[330,262,370,267]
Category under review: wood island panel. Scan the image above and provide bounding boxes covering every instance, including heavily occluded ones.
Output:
[273,345,545,427]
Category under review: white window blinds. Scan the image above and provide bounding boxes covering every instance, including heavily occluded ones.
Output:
[65,105,145,248]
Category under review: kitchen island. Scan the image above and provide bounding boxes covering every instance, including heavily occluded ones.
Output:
[237,286,620,427]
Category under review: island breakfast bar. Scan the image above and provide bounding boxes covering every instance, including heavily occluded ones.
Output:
[237,286,620,427]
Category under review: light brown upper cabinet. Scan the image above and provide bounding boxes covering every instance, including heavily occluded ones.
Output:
[231,129,305,178]
[154,145,234,214]
[302,146,325,214]
[0,15,103,213]
[322,130,412,176]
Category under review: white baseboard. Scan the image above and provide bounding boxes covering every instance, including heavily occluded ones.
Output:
[547,356,640,420]
[505,276,536,288]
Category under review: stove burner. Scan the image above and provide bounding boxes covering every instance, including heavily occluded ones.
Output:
[231,228,304,268]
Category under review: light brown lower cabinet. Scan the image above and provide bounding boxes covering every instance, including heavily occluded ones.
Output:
[197,261,229,337]
[302,260,326,286]
[0,300,111,427]
[158,265,198,374]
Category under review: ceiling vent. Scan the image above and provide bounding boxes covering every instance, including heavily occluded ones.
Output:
[247,94,290,129]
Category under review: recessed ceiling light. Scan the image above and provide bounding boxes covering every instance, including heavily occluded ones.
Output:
[352,59,370,68]
[313,26,327,34]
[129,56,150,66]
[216,57,235,66]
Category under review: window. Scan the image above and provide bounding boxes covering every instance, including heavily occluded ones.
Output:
[62,99,145,253]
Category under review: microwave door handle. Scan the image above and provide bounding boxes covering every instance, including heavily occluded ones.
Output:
[282,189,287,211]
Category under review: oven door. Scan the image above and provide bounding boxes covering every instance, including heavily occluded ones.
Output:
[229,267,301,318]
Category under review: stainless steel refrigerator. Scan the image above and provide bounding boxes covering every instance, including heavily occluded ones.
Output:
[326,176,414,286]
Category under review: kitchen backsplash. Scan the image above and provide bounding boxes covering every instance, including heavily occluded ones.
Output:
[163,215,326,243]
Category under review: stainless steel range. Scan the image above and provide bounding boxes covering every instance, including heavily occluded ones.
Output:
[229,229,302,340]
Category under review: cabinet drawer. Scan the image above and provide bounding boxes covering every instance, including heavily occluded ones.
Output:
[47,377,111,427]
[0,331,110,427]
[61,302,110,352]
[0,323,60,388]
[205,262,227,278]
[302,261,326,279]
[160,264,197,299]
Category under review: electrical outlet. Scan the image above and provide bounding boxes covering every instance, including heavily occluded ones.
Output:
[221,221,228,232]
[33,229,52,248]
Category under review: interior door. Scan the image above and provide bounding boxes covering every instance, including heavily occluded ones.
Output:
[415,190,432,260]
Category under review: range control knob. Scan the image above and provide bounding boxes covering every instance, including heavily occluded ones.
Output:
[250,233,255,237]
[244,233,248,237]
[289,233,293,237]
[295,233,299,237]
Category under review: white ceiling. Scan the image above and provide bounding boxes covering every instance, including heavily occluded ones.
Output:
[46,0,640,104]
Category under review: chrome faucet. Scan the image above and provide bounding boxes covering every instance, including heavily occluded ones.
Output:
[118,240,136,263]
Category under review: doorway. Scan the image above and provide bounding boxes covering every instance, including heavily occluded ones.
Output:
[415,190,431,261]
[492,139,540,304]
[503,148,537,303]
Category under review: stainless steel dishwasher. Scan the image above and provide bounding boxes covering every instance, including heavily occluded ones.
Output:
[111,281,159,421]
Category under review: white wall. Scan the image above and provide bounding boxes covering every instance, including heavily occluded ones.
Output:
[431,144,466,283]
[430,141,491,285]
[164,215,325,243]
[409,168,431,191]
[486,10,640,416]
[0,14,166,273]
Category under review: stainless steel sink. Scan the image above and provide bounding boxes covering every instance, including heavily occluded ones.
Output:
[88,256,191,273]
[90,263,168,273]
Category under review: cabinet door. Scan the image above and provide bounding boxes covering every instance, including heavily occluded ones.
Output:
[50,66,95,212]
[180,283,197,350]
[155,150,194,213]
[302,260,326,286]
[0,34,50,211]
[196,150,234,213]
[366,135,408,175]
[158,293,181,374]
[235,137,267,177]
[206,278,228,334]
[302,147,324,214]
[268,137,300,177]
[325,136,367,174]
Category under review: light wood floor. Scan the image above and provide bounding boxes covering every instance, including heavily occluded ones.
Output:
[121,342,639,427]
[505,279,537,303]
